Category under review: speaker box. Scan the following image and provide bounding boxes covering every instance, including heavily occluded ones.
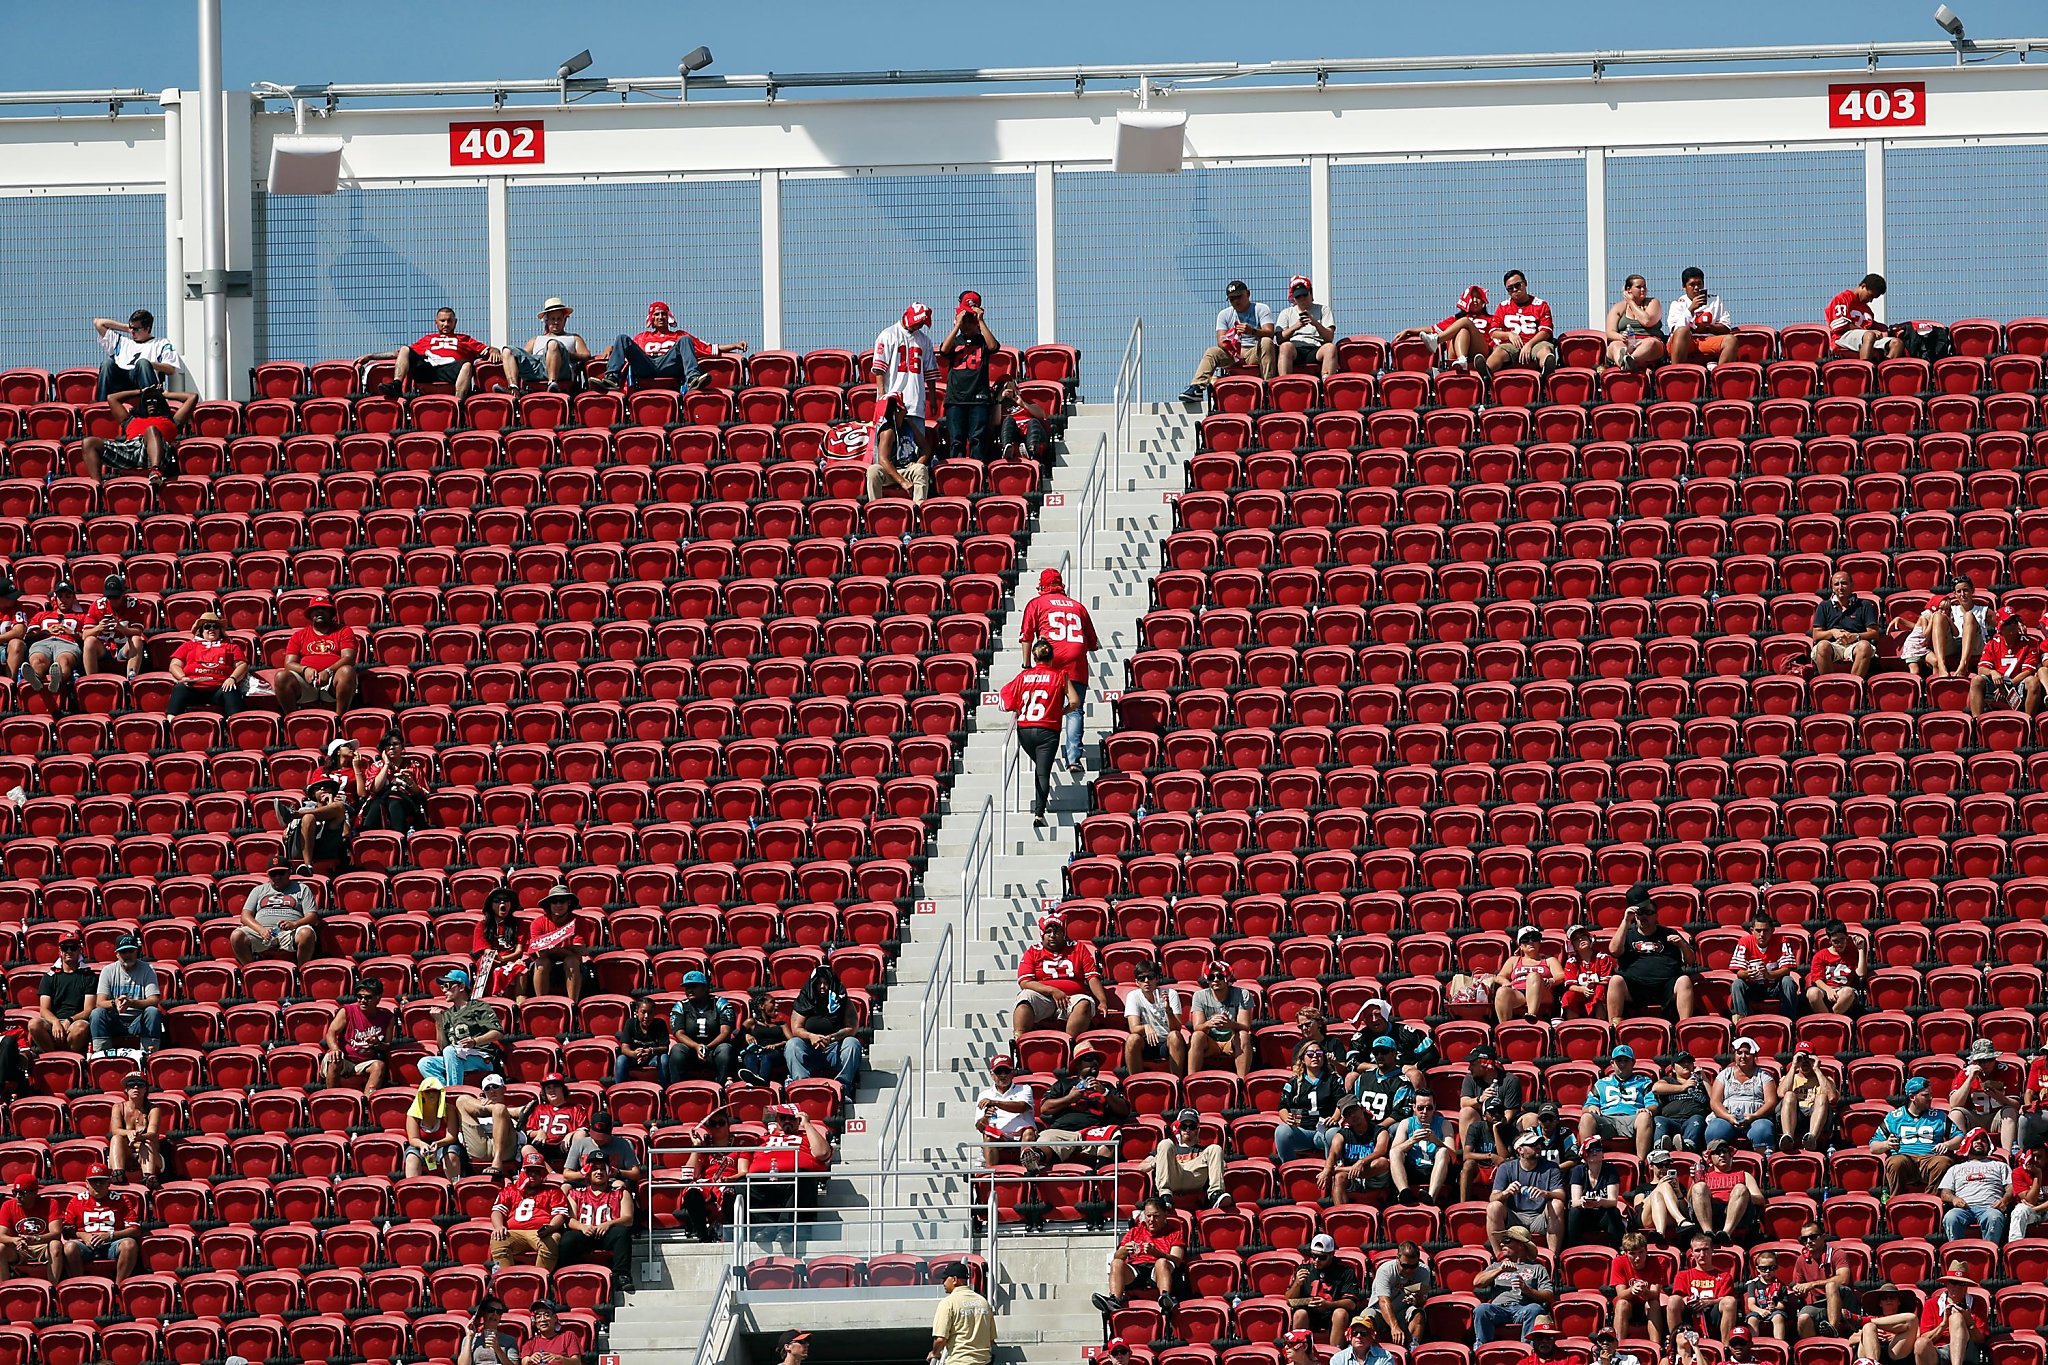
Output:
[1114,110,1188,174]
[267,137,346,195]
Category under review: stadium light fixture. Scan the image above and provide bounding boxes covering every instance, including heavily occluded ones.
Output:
[679,45,713,102]
[1933,5,1965,38]
[1115,75,1187,174]
[556,50,594,81]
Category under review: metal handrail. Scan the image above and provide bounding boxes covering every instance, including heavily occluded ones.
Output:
[961,793,995,941]
[1110,317,1143,491]
[998,724,1021,844]
[255,37,2048,109]
[692,1262,739,1365]
[916,923,957,1120]
[1077,431,1107,591]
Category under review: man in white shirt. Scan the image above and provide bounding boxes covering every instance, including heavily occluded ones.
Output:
[973,1055,1037,1164]
[1276,275,1338,378]
[874,303,938,464]
[93,309,179,399]
[1666,267,1736,367]
[1121,960,1187,1075]
[1181,280,1276,401]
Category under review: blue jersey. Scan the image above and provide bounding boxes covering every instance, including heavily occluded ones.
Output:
[1589,1073,1658,1118]
[1394,1113,1449,1167]
[1880,1106,1957,1155]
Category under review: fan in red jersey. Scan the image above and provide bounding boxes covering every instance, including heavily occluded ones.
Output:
[57,1163,139,1284]
[1825,272,1903,361]
[368,306,496,402]
[1483,269,1557,376]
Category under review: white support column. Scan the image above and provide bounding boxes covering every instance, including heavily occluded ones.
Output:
[1865,140,1887,279]
[1309,155,1332,312]
[486,177,510,348]
[1584,148,1606,330]
[760,172,783,350]
[161,91,185,360]
[1035,163,1057,345]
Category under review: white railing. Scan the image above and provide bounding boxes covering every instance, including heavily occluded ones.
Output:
[915,923,957,1121]
[961,793,995,941]
[691,1262,739,1365]
[998,722,1021,845]
[1109,316,1144,489]
[1076,431,1107,594]
[875,1070,915,1214]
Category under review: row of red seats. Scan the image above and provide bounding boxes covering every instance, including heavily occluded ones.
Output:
[1208,355,2048,418]
[0,1305,594,1365]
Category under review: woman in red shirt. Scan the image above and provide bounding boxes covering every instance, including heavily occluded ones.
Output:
[527,884,586,1002]
[166,612,249,717]
[1000,639,1078,830]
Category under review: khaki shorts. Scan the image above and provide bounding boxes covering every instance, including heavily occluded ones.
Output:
[490,1225,559,1270]
[1015,990,1083,1026]
[1492,339,1556,369]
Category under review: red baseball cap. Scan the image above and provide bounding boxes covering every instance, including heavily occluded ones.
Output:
[903,303,932,331]
[957,290,984,314]
[541,1072,566,1085]
[304,590,334,610]
[1284,1330,1314,1349]
[1730,1327,1753,1343]
[1039,568,1064,590]
[85,1163,110,1180]
[1289,275,1313,296]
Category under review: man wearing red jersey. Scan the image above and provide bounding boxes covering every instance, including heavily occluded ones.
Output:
[57,1163,138,1284]
[1018,567,1099,777]
[1971,611,2047,717]
[1001,639,1078,830]
[371,307,496,402]
[1011,914,1108,1042]
[165,611,249,716]
[1484,269,1557,376]
[0,1177,62,1283]
[1093,1196,1188,1321]
[81,573,148,679]
[489,1150,567,1269]
[520,1072,590,1169]
[555,1149,636,1294]
[1548,925,1614,1019]
[20,580,87,696]
[1667,1234,1738,1344]
[598,300,746,391]
[1826,273,1903,362]
[275,591,359,714]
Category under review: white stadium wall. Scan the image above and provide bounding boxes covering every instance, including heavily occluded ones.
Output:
[0,53,2043,398]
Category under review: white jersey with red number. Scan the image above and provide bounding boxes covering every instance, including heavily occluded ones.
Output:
[1000,665,1066,729]
[1017,941,1098,992]
[872,323,937,418]
[1825,288,1877,341]
[1491,297,1554,342]
[1672,294,1734,333]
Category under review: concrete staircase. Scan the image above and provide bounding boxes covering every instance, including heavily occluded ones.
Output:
[614,400,1194,1364]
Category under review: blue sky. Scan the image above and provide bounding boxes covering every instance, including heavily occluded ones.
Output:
[10,0,2046,93]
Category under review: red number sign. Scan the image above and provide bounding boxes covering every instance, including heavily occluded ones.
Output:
[449,120,545,166]
[1828,83,1925,128]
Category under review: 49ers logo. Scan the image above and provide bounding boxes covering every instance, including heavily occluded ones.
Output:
[823,422,872,460]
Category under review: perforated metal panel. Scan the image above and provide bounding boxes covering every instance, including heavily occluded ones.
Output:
[1056,164,1310,402]
[779,172,1036,355]
[507,178,761,350]
[1886,141,2048,323]
[1606,149,1866,328]
[0,193,167,372]
[255,185,490,363]
[1330,157,1588,340]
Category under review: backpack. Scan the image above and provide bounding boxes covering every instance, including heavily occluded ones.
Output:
[1896,321,1954,362]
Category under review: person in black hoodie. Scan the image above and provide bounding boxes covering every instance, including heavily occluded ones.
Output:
[785,963,864,1089]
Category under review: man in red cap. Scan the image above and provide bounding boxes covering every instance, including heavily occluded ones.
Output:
[57,1162,139,1283]
[0,1176,60,1284]
[873,302,938,463]
[274,590,359,714]
[938,289,1000,459]
[1018,566,1099,778]
[1277,275,1338,378]
[597,300,747,392]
